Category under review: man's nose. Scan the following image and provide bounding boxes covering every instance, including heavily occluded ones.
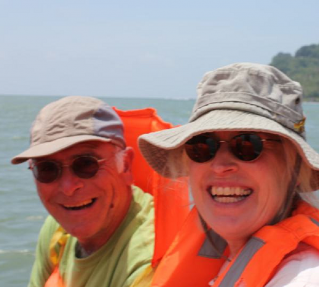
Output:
[58,167,84,196]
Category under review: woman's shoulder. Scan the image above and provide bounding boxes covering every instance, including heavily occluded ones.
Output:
[266,242,319,286]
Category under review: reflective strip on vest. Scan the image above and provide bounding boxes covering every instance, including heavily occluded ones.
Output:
[310,217,319,226]
[219,237,265,287]
[198,229,227,259]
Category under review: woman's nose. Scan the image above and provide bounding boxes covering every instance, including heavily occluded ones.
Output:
[209,142,239,175]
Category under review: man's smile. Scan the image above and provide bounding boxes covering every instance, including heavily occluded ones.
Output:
[62,198,97,210]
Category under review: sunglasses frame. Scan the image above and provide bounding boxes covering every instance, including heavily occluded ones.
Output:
[185,133,281,163]
[29,156,107,183]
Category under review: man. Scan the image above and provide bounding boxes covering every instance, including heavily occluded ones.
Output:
[12,96,154,287]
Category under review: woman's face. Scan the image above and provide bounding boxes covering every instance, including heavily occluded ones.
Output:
[188,131,290,252]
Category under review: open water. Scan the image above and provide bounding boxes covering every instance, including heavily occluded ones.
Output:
[0,95,319,286]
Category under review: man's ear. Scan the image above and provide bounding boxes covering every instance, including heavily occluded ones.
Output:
[122,147,134,185]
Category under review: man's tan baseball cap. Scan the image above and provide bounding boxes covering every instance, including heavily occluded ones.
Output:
[11,96,125,164]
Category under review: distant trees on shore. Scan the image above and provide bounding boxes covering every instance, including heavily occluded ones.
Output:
[270,43,319,101]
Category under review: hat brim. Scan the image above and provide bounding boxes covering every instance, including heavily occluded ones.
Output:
[139,109,319,180]
[11,135,113,164]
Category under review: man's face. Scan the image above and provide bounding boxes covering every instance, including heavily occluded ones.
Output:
[33,141,133,246]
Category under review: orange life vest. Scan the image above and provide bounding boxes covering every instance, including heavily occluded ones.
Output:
[44,107,190,287]
[150,200,319,287]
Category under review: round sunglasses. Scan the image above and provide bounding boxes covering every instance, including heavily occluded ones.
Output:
[29,156,107,183]
[185,133,281,163]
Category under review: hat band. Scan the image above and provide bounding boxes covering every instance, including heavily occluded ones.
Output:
[191,92,305,137]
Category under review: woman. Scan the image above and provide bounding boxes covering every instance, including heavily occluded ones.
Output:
[138,63,319,286]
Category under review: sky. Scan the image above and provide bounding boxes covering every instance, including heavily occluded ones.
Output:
[0,0,318,99]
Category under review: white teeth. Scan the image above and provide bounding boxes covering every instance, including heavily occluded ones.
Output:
[64,199,93,208]
[209,186,252,203]
[224,187,231,195]
[214,196,246,203]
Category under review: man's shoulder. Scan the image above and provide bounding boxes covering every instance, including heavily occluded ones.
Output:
[108,186,154,286]
[131,185,154,221]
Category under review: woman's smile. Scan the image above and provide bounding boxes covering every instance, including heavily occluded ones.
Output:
[208,186,253,203]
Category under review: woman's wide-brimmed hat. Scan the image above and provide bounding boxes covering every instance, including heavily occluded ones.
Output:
[138,63,319,189]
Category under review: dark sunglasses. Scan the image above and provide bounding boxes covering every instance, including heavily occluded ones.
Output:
[185,133,281,163]
[29,156,107,183]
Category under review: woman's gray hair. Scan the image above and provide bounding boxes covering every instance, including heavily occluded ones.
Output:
[281,137,319,208]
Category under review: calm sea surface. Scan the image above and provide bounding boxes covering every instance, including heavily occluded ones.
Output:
[0,95,319,286]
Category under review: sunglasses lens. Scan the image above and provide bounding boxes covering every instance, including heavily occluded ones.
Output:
[185,135,219,163]
[230,134,263,161]
[72,156,100,179]
[33,161,60,183]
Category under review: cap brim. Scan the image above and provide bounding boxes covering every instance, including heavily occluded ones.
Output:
[11,135,112,164]
[138,110,319,180]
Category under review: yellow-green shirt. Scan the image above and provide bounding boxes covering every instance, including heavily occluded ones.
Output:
[28,186,154,287]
